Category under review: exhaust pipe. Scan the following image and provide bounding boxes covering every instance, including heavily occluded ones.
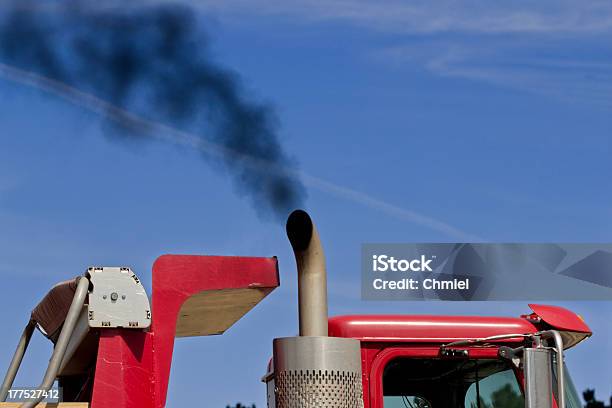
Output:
[264,210,364,408]
[286,209,328,337]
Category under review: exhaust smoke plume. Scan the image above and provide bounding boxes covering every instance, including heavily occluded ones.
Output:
[0,1,306,220]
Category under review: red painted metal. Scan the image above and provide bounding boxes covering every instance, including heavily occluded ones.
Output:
[90,255,279,408]
[330,305,589,408]
[366,347,516,408]
[87,258,587,408]
[91,330,155,407]
[527,304,591,333]
[330,314,536,408]
[328,314,539,343]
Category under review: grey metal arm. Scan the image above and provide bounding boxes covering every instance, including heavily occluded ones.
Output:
[19,276,90,408]
[0,320,36,401]
[540,330,565,408]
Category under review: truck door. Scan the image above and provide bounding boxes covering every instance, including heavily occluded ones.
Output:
[369,348,524,408]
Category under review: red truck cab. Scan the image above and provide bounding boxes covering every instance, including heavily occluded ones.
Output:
[326,304,591,408]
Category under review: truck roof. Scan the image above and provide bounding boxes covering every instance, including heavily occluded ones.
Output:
[329,314,536,343]
[328,304,591,348]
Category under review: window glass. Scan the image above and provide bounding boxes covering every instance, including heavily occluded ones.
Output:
[382,358,523,408]
[464,369,523,408]
[383,395,432,408]
[552,357,583,408]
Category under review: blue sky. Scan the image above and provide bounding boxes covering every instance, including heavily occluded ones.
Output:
[0,1,611,407]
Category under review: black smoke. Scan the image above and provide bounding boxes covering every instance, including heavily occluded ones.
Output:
[0,1,306,220]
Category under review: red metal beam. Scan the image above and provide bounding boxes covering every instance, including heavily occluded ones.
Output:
[91,255,279,408]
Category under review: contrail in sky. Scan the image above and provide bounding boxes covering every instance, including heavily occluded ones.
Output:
[0,2,305,221]
[0,62,480,241]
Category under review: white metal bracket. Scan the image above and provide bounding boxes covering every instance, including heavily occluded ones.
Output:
[86,267,151,329]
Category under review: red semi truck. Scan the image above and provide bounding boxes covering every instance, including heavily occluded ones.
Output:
[0,210,591,408]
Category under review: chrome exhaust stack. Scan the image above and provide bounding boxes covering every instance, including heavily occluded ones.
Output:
[286,209,329,337]
[266,210,364,408]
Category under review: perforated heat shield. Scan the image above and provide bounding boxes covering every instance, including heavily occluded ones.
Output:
[268,336,364,408]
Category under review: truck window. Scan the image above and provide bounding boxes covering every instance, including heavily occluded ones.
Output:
[552,358,583,408]
[464,369,523,408]
[383,358,523,408]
